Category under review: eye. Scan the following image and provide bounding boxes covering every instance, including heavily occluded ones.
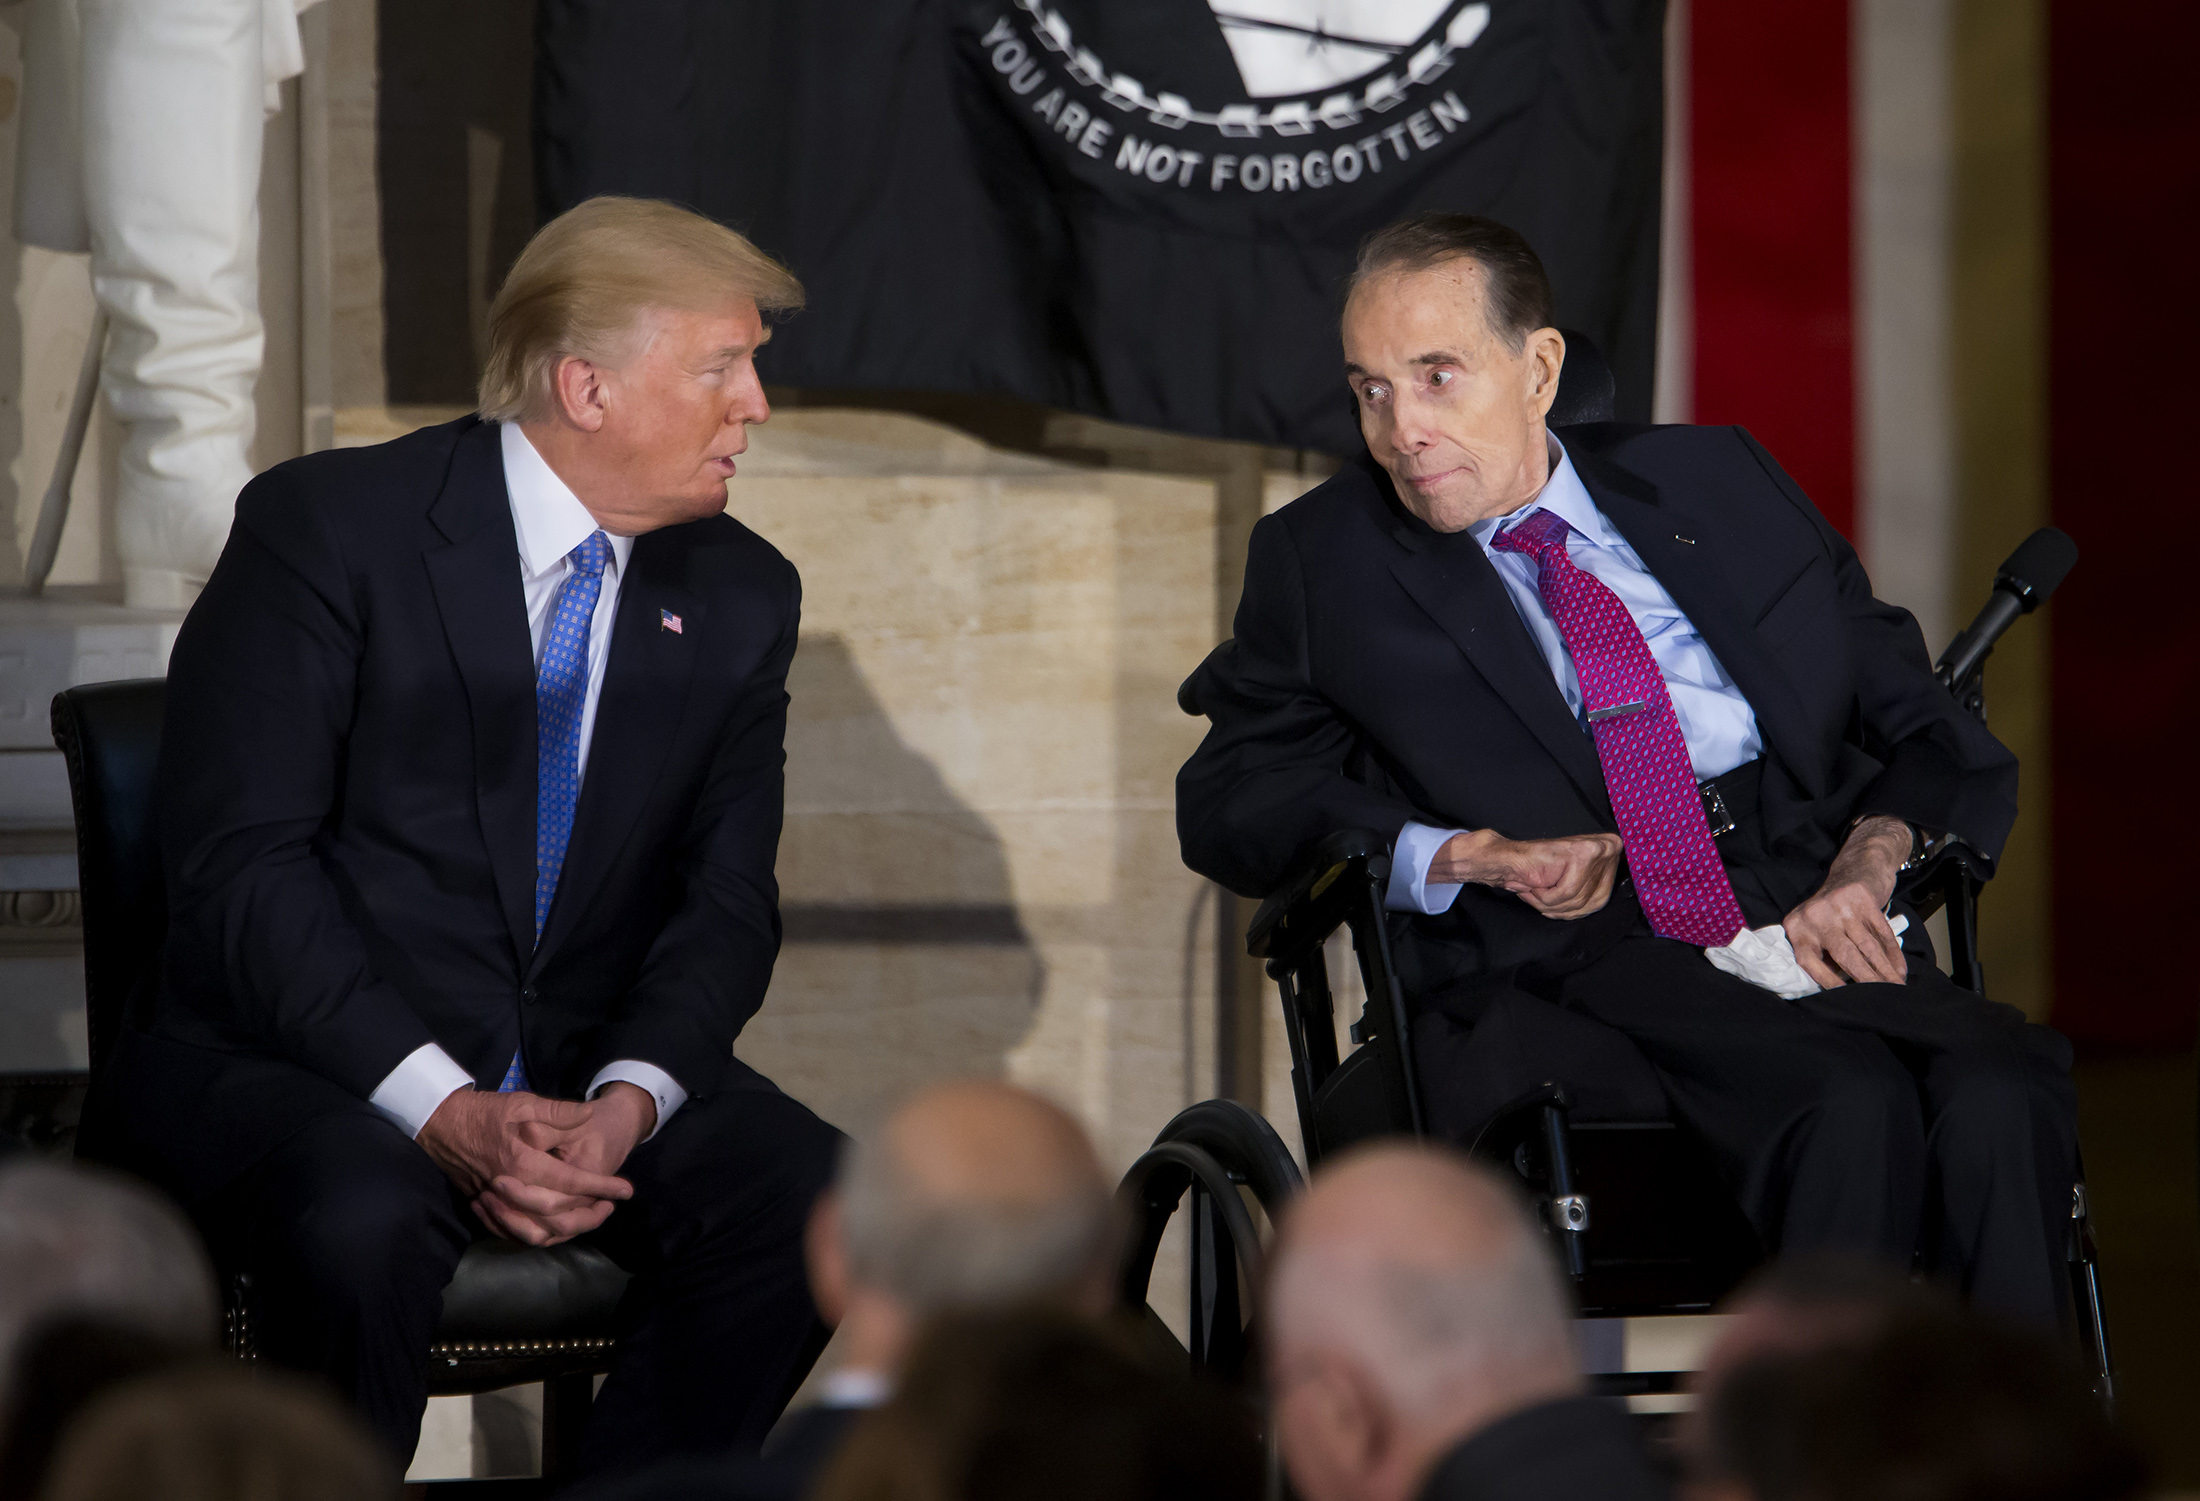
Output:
[1358,381,1390,405]
[1429,369,1454,388]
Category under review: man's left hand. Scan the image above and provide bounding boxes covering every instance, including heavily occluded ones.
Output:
[548,1081,657,1178]
[1782,815,1913,989]
[474,1083,657,1245]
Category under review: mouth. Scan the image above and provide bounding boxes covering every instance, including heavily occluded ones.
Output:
[1399,465,1463,491]
[708,455,738,478]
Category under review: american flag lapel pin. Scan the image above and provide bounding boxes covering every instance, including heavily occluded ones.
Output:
[660,608,683,634]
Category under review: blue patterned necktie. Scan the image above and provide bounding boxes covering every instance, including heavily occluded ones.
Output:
[502,529,612,1094]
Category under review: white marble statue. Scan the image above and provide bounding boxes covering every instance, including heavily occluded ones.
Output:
[14,0,320,608]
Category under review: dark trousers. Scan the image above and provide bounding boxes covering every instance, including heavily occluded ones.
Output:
[209,1081,842,1472]
[1418,931,2076,1325]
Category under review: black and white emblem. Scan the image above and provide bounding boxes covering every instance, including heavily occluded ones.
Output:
[1208,1,1465,98]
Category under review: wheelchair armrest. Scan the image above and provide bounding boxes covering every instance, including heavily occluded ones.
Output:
[1246,828,1391,962]
[1892,835,1990,915]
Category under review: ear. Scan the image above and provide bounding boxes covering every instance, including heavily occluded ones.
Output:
[1275,1353,1391,1501]
[550,354,610,433]
[1525,327,1567,420]
[804,1191,849,1326]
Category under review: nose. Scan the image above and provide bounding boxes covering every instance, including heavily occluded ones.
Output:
[1388,393,1438,455]
[726,363,771,428]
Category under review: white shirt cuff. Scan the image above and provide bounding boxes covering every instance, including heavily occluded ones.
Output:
[1387,822,1471,915]
[368,1043,476,1139]
[589,1060,687,1142]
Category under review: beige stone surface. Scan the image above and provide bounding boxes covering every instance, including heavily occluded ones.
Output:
[726,415,1226,1182]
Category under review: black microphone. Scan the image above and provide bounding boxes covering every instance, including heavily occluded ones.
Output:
[1934,527,2079,690]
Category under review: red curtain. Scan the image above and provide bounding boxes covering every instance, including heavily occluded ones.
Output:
[1689,0,1856,539]
[2047,0,2200,1051]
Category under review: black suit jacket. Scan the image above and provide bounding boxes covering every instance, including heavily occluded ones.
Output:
[1178,424,2016,991]
[1418,1395,1667,1501]
[96,416,799,1201]
[562,1402,860,1501]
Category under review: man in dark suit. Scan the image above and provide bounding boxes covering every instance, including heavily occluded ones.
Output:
[1178,214,2075,1324]
[1268,1145,1666,1501]
[85,196,842,1470]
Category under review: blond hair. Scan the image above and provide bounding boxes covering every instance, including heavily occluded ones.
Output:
[477,196,805,422]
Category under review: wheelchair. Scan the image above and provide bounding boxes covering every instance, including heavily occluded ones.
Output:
[1116,490,2110,1409]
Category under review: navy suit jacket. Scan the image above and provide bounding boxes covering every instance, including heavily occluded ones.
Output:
[1177,423,2018,993]
[1419,1395,1667,1501]
[95,416,799,1202]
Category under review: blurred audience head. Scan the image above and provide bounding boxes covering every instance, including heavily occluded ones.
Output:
[1695,1253,1951,1402]
[1265,1143,1579,1501]
[807,1080,1119,1383]
[0,1159,217,1417]
[810,1307,1260,1501]
[37,1365,396,1501]
[0,1316,215,1501]
[1692,1302,2145,1501]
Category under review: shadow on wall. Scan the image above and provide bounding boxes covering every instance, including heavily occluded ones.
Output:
[737,633,1045,1140]
[376,0,535,405]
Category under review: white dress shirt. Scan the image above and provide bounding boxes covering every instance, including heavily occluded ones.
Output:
[366,423,688,1140]
[820,1368,893,1409]
[1387,434,1763,915]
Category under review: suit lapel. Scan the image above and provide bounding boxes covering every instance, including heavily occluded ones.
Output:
[1571,453,1826,799]
[1382,516,1614,821]
[531,533,706,969]
[423,421,539,970]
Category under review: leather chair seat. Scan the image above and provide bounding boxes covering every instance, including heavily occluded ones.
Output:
[437,1240,631,1343]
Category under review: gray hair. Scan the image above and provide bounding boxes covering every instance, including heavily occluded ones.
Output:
[834,1131,1117,1317]
[0,1159,219,1408]
[1269,1166,1575,1420]
[1346,213,1556,354]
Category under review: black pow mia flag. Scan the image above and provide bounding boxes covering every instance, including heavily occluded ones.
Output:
[537,0,1665,454]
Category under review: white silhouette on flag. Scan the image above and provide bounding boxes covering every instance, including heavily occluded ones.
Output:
[1206,1,1456,98]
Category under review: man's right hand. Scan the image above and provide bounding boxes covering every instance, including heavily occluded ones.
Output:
[1429,829,1625,919]
[417,1089,633,1247]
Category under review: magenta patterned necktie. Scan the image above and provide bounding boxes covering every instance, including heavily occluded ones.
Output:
[1490,509,1748,946]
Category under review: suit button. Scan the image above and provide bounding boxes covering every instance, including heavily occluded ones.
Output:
[520,986,538,1004]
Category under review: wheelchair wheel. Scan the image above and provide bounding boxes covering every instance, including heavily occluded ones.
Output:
[1116,1099,1303,1386]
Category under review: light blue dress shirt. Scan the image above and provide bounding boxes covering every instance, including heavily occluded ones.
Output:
[1387,435,1763,914]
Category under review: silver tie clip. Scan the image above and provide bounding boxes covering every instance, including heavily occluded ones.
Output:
[1586,700,1648,722]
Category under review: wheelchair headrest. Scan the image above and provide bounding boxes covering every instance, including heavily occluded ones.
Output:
[1549,328,1617,427]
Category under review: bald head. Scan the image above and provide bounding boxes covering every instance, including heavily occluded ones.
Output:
[878,1079,1105,1212]
[1270,1146,1578,1429]
[834,1080,1115,1317]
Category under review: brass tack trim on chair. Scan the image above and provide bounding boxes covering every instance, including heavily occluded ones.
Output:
[430,1337,616,1360]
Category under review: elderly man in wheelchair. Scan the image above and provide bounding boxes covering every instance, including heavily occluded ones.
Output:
[1164,211,2092,1355]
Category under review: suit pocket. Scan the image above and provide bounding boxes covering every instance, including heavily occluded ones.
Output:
[1753,558,1839,647]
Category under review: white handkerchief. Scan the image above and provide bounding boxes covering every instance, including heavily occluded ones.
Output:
[1705,914,1909,999]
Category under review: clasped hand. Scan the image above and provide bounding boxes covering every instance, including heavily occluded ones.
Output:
[416,1083,656,1247]
[1431,828,1625,919]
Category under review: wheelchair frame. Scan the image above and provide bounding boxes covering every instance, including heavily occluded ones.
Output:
[1118,577,2114,1410]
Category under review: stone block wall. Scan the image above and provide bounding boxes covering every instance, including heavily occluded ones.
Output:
[731,410,1227,1175]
